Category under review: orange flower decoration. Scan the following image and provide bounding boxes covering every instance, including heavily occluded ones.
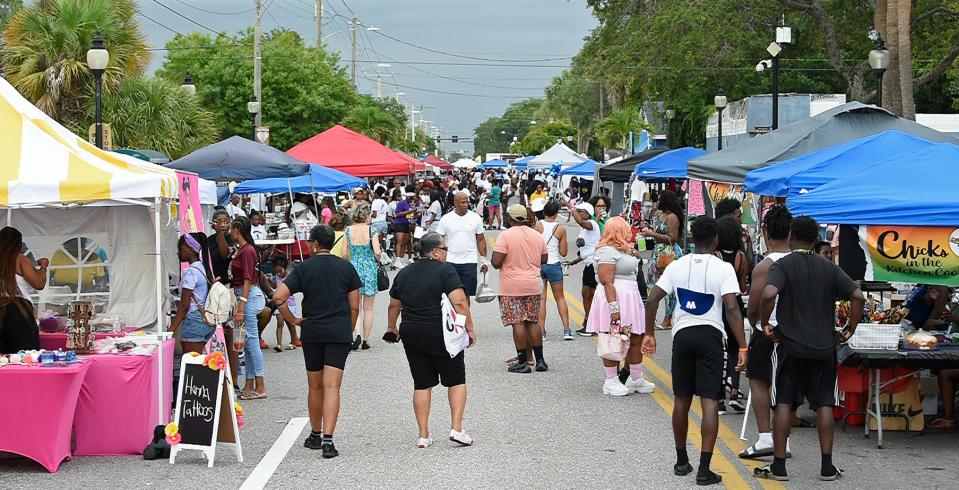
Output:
[166,433,182,445]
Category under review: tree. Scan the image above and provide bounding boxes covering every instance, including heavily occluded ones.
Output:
[342,96,403,145]
[77,77,218,159]
[1,0,149,125]
[517,121,576,154]
[542,68,601,154]
[594,107,652,151]
[158,29,356,150]
[473,98,543,156]
[0,0,22,31]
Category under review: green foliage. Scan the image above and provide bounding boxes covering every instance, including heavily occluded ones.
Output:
[79,77,218,159]
[473,98,543,156]
[1,0,149,124]
[0,0,22,30]
[343,95,403,145]
[517,121,576,154]
[157,28,356,151]
[595,107,652,150]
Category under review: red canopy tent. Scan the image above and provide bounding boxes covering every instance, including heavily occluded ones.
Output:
[394,150,426,172]
[287,124,416,177]
[424,155,453,170]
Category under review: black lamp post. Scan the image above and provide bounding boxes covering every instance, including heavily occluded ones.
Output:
[86,32,109,149]
[869,32,891,107]
[247,96,260,142]
[715,89,727,151]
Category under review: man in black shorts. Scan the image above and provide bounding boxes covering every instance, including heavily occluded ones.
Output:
[741,205,792,458]
[274,224,361,459]
[756,216,864,482]
[644,217,747,486]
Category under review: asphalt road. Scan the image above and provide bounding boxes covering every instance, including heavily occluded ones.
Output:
[3,223,959,489]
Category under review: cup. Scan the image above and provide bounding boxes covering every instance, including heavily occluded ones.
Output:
[233,326,246,352]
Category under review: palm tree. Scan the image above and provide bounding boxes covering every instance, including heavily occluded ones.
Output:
[342,104,401,144]
[80,77,219,159]
[594,107,652,151]
[1,0,149,125]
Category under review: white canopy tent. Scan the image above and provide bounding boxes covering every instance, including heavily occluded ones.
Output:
[452,158,479,169]
[526,142,588,169]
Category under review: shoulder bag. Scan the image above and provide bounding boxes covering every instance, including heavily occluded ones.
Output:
[596,321,630,362]
[656,239,676,270]
[372,226,390,291]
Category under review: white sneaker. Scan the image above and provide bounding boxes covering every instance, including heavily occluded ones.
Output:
[602,377,630,396]
[417,436,433,448]
[449,429,474,446]
[625,376,656,394]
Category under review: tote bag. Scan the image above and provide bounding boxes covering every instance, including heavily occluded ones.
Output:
[441,292,469,358]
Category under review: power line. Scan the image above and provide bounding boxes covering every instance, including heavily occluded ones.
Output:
[152,0,228,37]
[272,0,313,21]
[171,0,252,15]
[369,29,571,63]
[337,0,356,16]
[137,12,184,36]
[357,75,542,99]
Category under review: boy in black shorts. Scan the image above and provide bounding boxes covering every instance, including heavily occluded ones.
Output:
[741,205,792,458]
[644,217,747,486]
[756,216,864,482]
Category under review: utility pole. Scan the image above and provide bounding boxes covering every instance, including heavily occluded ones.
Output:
[314,0,323,49]
[350,17,358,89]
[254,0,263,127]
[598,82,605,119]
[376,75,382,98]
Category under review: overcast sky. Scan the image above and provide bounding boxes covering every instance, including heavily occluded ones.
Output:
[135,0,597,154]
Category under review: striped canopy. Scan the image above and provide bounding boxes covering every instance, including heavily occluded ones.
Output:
[0,77,177,206]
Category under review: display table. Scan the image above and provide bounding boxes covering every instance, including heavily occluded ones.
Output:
[272,239,311,261]
[0,362,90,472]
[73,339,175,456]
[838,344,959,448]
[38,326,141,350]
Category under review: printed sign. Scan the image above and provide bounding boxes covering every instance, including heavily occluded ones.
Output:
[176,172,204,234]
[859,225,959,286]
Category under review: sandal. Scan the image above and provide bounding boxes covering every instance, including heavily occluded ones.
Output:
[238,391,267,400]
[285,344,297,350]
[819,466,844,481]
[753,465,789,481]
[928,417,956,429]
[273,346,282,353]
[738,442,774,459]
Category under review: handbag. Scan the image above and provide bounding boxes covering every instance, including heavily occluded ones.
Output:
[656,241,676,270]
[441,292,469,358]
[371,226,390,291]
[474,271,496,303]
[596,321,630,361]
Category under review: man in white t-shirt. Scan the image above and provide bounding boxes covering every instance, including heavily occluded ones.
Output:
[436,191,488,303]
[642,216,747,486]
[370,187,390,236]
[226,194,247,219]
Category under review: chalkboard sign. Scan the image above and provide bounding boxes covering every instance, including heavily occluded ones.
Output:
[169,351,243,467]
[177,362,220,446]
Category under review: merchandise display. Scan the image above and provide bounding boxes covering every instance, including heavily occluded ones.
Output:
[0,349,79,367]
[905,330,938,350]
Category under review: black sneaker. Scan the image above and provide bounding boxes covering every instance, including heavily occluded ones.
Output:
[535,359,549,372]
[361,341,371,350]
[717,401,727,415]
[576,327,595,337]
[728,397,746,412]
[351,335,361,351]
[304,434,323,450]
[507,362,532,374]
[322,442,339,459]
[674,462,693,476]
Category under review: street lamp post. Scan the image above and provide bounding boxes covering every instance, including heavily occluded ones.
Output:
[180,74,196,96]
[247,96,261,142]
[86,32,109,149]
[714,89,727,151]
[868,30,891,107]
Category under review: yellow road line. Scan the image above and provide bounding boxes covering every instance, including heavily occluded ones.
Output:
[552,293,782,489]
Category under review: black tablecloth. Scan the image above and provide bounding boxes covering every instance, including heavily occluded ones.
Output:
[839,344,959,369]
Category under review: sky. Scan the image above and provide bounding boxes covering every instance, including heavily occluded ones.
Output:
[135,0,598,155]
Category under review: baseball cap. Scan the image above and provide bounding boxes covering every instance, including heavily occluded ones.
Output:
[422,180,435,189]
[506,203,529,222]
[574,202,594,216]
[530,198,547,213]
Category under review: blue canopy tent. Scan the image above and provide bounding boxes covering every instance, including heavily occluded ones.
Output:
[478,158,508,170]
[559,159,597,176]
[633,147,705,180]
[513,155,534,171]
[788,143,959,226]
[744,130,934,197]
[233,163,366,195]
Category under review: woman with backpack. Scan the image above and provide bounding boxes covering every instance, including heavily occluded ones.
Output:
[169,232,214,354]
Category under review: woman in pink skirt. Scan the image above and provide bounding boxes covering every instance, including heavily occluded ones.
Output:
[586,217,656,396]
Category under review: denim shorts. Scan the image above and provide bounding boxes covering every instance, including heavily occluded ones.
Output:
[181,309,214,343]
[540,262,563,284]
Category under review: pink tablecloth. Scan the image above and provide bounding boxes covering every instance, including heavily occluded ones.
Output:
[38,327,141,350]
[0,362,90,472]
[72,339,174,456]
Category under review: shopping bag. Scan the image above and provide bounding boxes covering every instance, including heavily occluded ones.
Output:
[441,292,469,358]
[656,242,676,270]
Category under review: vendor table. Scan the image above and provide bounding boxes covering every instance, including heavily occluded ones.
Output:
[73,338,175,456]
[0,362,90,472]
[838,344,959,448]
[255,238,295,246]
[38,326,142,350]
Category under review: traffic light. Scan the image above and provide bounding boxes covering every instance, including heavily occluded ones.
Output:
[451,135,459,143]
[435,136,441,145]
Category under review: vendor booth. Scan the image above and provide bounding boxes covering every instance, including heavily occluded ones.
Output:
[167,135,311,181]
[286,125,417,177]
[634,147,705,180]
[513,155,534,171]
[526,143,588,169]
[452,158,479,169]
[423,155,453,171]
[234,163,366,195]
[478,158,508,170]
[0,77,179,471]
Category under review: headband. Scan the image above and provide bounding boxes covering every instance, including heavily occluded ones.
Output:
[183,234,202,254]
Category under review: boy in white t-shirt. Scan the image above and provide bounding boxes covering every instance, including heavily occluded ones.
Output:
[642,216,747,486]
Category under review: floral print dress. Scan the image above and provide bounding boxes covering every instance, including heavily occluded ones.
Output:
[346,226,379,296]
[647,213,683,318]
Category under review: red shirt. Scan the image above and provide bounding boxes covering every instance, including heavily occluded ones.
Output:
[230,243,259,288]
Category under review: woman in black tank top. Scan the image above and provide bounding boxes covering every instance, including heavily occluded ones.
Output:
[715,217,749,411]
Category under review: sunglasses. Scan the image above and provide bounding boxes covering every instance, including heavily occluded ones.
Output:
[436,247,448,251]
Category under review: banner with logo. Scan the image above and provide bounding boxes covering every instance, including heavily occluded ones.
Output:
[176,172,203,234]
[859,225,959,286]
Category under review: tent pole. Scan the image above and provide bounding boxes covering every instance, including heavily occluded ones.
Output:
[289,180,305,259]
[153,197,165,426]
[5,208,10,226]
